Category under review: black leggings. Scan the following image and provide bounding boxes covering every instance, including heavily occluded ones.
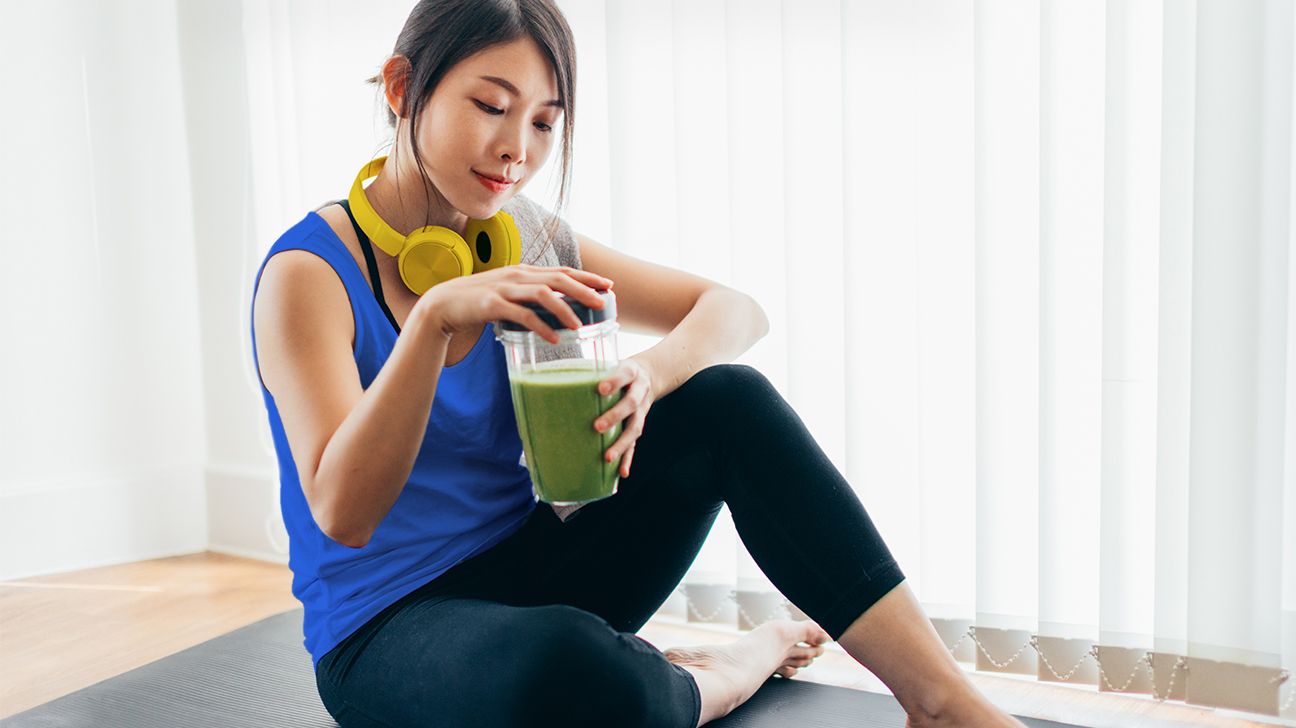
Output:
[314,364,905,727]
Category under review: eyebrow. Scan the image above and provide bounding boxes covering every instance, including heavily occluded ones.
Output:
[479,75,564,108]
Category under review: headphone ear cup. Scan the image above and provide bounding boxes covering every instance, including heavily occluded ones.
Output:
[464,210,523,273]
[397,227,474,296]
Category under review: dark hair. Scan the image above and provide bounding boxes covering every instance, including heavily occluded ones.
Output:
[370,0,576,256]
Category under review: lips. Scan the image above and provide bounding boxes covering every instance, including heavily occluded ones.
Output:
[473,169,515,194]
[473,169,515,184]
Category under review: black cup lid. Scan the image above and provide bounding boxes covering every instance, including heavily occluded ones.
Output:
[497,289,617,332]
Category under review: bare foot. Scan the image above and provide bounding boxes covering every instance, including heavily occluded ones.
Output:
[663,619,832,725]
[904,681,1027,728]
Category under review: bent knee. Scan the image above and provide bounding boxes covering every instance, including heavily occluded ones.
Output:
[517,606,682,726]
[513,605,627,692]
[677,364,775,413]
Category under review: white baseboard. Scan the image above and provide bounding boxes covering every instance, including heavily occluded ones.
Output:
[205,463,290,564]
[207,542,288,565]
[0,465,208,581]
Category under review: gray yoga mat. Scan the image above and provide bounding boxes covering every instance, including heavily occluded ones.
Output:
[2,609,1080,727]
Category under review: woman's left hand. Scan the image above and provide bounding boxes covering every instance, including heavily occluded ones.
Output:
[594,356,656,478]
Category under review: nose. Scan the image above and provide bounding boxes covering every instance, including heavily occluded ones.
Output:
[495,119,528,169]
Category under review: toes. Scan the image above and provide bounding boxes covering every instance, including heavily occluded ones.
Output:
[781,644,824,669]
[788,645,822,660]
[802,623,832,646]
[790,620,832,647]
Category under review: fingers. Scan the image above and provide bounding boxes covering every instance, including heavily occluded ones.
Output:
[519,266,612,309]
[447,266,612,343]
[620,444,635,478]
[506,284,583,331]
[594,376,640,428]
[591,364,646,478]
[544,274,607,311]
[603,416,641,461]
[597,363,636,396]
[554,265,614,292]
[498,268,612,338]
[600,383,649,465]
[501,301,560,344]
[604,419,643,466]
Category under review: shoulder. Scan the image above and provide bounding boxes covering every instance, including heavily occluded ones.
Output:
[253,212,358,360]
[501,193,548,225]
[502,194,581,269]
[254,212,350,301]
[314,203,355,248]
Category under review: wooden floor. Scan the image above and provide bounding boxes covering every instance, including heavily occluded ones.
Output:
[0,552,1280,726]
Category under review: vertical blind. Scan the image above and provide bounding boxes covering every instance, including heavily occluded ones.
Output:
[236,0,1296,720]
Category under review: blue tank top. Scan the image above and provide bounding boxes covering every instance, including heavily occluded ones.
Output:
[249,211,538,666]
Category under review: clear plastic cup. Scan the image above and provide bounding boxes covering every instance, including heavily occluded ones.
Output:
[494,289,621,505]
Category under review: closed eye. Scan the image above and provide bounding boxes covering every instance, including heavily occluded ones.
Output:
[476,99,555,134]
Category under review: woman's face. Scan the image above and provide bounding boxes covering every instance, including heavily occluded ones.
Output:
[403,36,563,221]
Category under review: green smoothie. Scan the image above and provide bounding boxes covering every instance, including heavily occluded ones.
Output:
[508,360,623,505]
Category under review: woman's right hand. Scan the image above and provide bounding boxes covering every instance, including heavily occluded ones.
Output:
[416,264,614,344]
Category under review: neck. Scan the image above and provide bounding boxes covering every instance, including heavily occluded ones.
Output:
[364,155,469,238]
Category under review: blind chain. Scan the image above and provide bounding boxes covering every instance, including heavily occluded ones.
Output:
[1276,670,1294,714]
[678,590,1289,713]
[1144,653,1188,701]
[942,630,970,654]
[954,626,1193,701]
[968,626,1032,669]
[1030,635,1090,681]
[677,587,791,625]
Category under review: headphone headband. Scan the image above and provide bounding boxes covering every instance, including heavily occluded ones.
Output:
[348,156,409,257]
[344,155,524,296]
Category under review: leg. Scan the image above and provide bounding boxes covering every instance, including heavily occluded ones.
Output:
[837,584,1025,727]
[531,364,1021,726]
[314,597,701,728]
[535,364,906,640]
[420,367,834,725]
[670,365,1022,726]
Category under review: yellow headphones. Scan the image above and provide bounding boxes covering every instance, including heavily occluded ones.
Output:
[347,156,523,295]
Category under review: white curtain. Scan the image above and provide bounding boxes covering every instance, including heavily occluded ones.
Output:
[4,0,1291,720]
[0,0,210,580]
[5,0,1291,721]
[548,0,1296,720]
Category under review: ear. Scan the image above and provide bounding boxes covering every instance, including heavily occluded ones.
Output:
[381,55,413,119]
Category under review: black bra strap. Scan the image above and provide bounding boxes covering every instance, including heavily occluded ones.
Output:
[338,199,401,335]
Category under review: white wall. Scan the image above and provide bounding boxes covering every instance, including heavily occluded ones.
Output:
[174,0,288,563]
[0,0,209,580]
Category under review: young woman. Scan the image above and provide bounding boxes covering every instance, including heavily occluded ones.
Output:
[251,1,1028,726]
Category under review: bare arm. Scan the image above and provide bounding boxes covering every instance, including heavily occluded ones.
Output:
[576,232,769,400]
[255,253,610,549]
[254,251,451,548]
[631,287,769,400]
[311,303,451,547]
